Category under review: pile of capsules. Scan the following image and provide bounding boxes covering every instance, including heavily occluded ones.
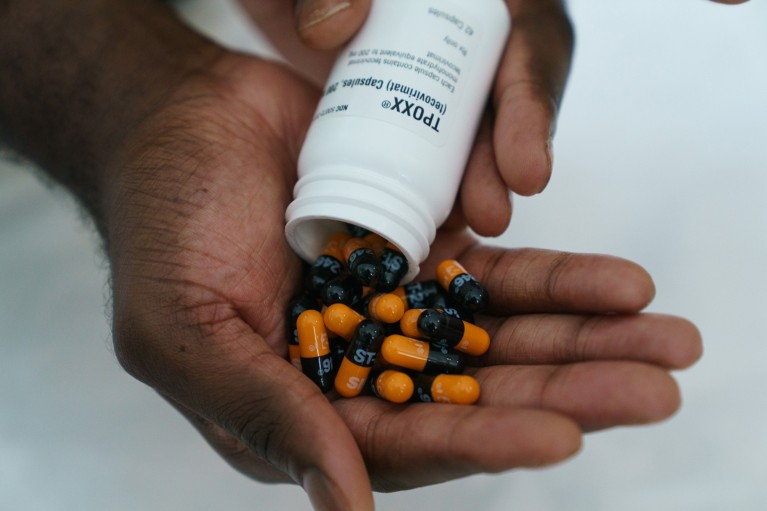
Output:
[286,225,490,405]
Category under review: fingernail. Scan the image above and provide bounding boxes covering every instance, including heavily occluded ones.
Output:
[296,0,353,32]
[303,468,348,511]
[545,137,554,171]
[531,138,554,195]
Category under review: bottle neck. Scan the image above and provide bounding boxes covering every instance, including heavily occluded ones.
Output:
[285,167,434,283]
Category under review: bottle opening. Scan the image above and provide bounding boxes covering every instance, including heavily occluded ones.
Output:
[285,170,434,283]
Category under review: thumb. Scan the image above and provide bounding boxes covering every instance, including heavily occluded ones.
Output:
[295,0,372,50]
[214,346,374,510]
[286,373,375,511]
[140,325,374,510]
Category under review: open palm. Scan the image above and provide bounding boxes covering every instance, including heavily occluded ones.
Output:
[102,52,700,510]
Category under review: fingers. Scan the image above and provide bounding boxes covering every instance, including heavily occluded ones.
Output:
[333,312,693,489]
[335,398,581,492]
[460,111,513,237]
[493,0,574,195]
[459,246,656,315]
[478,313,703,369]
[295,0,372,50]
[469,307,700,434]
[468,361,682,432]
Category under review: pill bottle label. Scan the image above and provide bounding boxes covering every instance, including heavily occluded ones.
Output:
[311,0,483,147]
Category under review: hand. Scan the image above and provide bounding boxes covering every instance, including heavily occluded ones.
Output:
[238,0,749,238]
[102,50,700,509]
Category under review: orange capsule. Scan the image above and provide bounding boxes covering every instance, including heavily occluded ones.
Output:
[412,374,481,405]
[371,370,414,404]
[334,320,385,398]
[286,294,320,370]
[436,260,488,313]
[363,232,387,256]
[323,303,365,341]
[323,231,351,260]
[364,293,406,324]
[399,309,425,339]
[415,309,490,357]
[380,335,464,374]
[297,310,334,392]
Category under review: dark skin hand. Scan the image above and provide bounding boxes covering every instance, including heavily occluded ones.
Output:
[239,0,751,237]
[104,52,700,508]
[3,0,747,509]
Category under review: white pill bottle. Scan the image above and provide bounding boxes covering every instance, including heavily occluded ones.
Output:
[285,0,510,281]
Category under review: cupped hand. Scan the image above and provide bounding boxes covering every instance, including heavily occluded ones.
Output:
[101,51,701,510]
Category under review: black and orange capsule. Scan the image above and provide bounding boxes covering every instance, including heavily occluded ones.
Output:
[380,334,464,374]
[320,273,363,307]
[296,310,335,392]
[392,280,444,310]
[398,308,425,339]
[431,294,475,324]
[345,223,371,239]
[377,242,409,292]
[330,336,349,370]
[361,292,406,324]
[343,237,383,287]
[436,260,489,313]
[286,293,321,370]
[305,232,350,295]
[334,320,385,397]
[323,303,366,341]
[362,232,387,256]
[416,309,490,356]
[411,373,481,405]
[370,370,414,404]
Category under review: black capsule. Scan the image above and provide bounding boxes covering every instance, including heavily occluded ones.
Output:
[320,273,363,307]
[334,320,386,397]
[286,293,320,368]
[431,294,475,324]
[436,260,489,313]
[348,321,385,358]
[345,223,371,239]
[306,254,344,296]
[305,232,350,296]
[343,237,382,287]
[417,309,465,346]
[297,310,335,393]
[416,309,490,356]
[330,336,349,370]
[381,335,465,375]
[376,244,409,292]
[393,280,444,310]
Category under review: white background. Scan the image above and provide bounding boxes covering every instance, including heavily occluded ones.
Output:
[1,0,765,509]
